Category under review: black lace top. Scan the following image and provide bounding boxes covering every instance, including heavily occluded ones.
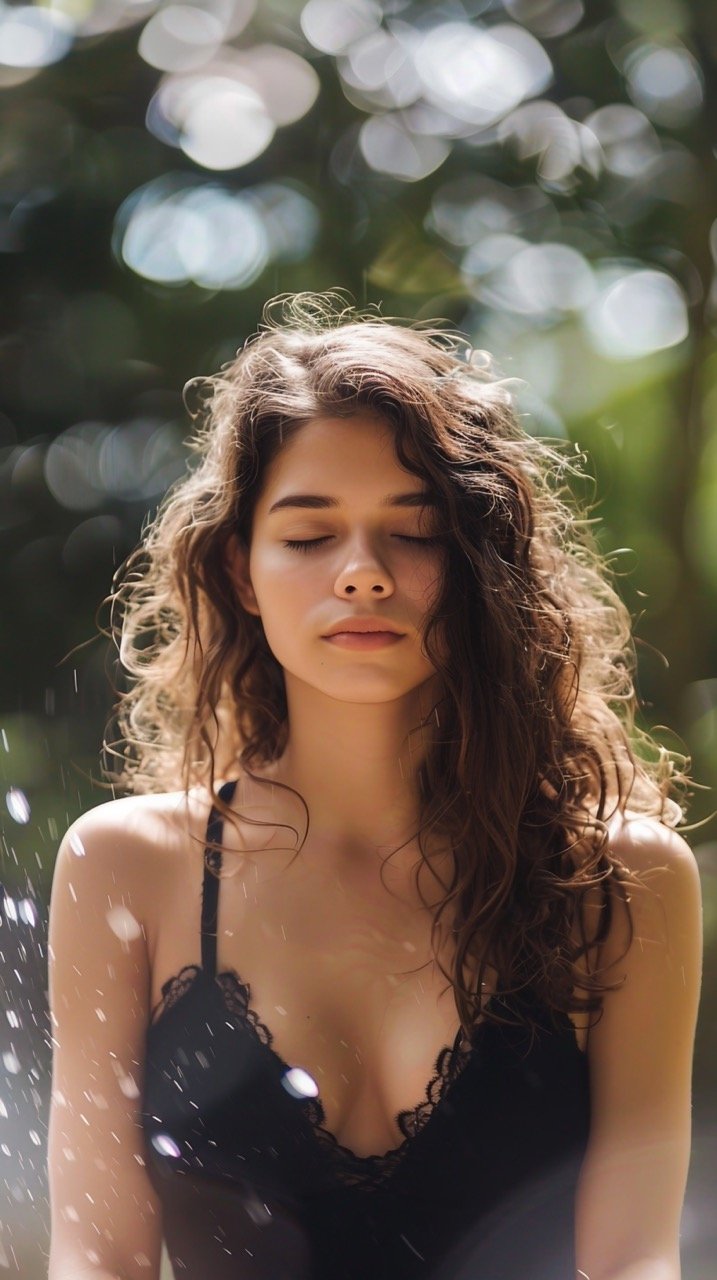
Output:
[140,780,592,1280]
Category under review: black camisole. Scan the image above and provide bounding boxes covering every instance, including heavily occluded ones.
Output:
[140,780,592,1280]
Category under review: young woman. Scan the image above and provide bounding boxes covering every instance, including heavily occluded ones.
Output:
[47,292,702,1280]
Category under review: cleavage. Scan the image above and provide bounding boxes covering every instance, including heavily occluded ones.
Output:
[213,863,481,1158]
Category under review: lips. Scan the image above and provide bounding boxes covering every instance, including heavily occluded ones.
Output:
[323,619,403,637]
[323,630,404,649]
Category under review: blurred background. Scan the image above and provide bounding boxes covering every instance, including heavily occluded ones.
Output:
[0,0,715,1275]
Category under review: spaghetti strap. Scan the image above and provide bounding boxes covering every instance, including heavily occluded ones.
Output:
[200,778,239,977]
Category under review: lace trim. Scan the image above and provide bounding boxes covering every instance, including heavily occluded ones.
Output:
[149,963,477,1188]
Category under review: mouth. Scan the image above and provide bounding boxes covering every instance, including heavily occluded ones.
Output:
[322,620,404,637]
[322,631,405,649]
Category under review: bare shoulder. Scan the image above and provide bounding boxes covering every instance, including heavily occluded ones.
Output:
[67,788,191,845]
[57,787,217,931]
[606,806,696,875]
[64,786,216,861]
[602,807,701,961]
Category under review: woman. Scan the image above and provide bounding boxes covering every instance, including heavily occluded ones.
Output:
[47,291,702,1280]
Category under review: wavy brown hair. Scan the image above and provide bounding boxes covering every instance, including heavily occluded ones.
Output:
[104,289,690,1046]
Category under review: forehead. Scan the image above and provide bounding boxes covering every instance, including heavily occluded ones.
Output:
[258,413,426,504]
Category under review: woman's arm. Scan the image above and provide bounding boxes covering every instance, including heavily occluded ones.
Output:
[574,817,703,1280]
[47,806,163,1280]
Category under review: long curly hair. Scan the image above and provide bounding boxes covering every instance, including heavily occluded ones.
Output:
[103,289,690,1045]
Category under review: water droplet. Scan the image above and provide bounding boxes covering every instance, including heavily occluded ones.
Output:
[106,905,142,943]
[69,830,86,857]
[118,1072,140,1100]
[5,788,30,824]
[281,1066,319,1100]
[151,1132,181,1159]
[18,898,38,926]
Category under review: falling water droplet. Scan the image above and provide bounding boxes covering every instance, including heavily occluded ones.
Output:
[281,1066,319,1100]
[18,898,38,926]
[69,830,86,857]
[5,789,30,824]
[151,1132,182,1159]
[106,905,142,943]
[118,1071,140,1100]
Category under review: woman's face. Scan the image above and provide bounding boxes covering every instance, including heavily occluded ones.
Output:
[229,411,447,703]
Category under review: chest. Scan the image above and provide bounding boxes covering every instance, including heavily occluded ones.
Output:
[147,840,589,1159]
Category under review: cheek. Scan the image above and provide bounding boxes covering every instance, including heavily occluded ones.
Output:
[412,554,446,609]
[258,555,319,616]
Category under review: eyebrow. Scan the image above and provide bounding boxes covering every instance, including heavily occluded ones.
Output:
[267,491,439,515]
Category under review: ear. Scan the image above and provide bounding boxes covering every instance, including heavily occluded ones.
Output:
[224,533,261,620]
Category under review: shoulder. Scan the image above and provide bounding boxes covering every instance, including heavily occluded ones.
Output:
[585,804,703,1068]
[53,787,219,927]
[602,808,702,965]
[606,806,696,876]
[61,784,224,856]
[61,790,191,867]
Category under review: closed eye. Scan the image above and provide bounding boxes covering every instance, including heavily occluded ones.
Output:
[282,536,442,553]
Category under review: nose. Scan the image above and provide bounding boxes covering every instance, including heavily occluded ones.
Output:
[333,533,395,597]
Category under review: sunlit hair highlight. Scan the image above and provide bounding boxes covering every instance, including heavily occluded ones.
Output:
[104,289,691,1044]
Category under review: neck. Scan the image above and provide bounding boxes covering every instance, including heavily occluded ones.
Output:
[256,670,446,864]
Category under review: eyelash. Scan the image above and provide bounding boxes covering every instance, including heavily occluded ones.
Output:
[282,536,442,554]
